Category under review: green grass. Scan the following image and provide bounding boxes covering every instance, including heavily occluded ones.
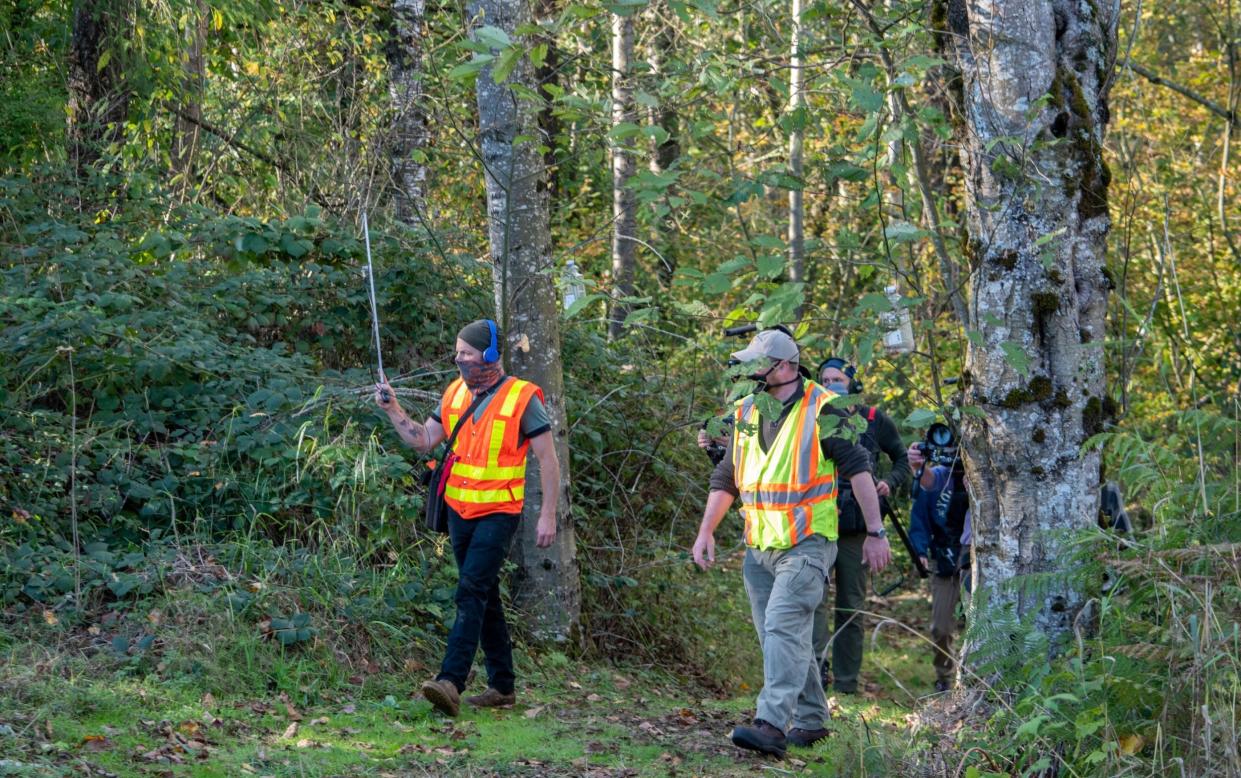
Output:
[0,551,947,776]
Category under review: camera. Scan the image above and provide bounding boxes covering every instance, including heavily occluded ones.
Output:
[916,422,959,467]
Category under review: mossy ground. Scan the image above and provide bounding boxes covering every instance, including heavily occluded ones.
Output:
[0,566,945,777]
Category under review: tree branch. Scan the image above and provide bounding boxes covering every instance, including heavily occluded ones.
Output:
[167,106,335,209]
[1127,62,1238,126]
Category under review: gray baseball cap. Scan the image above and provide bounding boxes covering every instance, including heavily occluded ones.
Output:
[730,329,800,363]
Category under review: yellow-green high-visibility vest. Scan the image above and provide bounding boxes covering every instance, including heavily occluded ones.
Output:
[732,380,839,549]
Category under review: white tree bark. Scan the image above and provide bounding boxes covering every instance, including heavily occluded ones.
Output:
[787,0,805,289]
[468,0,581,642]
[943,0,1118,645]
[607,12,637,340]
[387,0,428,223]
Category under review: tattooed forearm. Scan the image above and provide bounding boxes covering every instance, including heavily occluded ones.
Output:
[397,417,427,450]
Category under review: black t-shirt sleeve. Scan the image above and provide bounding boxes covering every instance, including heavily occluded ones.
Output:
[707,436,739,497]
[874,408,912,491]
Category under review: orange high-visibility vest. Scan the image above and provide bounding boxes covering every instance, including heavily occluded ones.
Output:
[439,376,543,519]
[732,379,839,549]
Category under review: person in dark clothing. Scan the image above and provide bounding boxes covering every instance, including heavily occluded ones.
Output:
[812,358,912,694]
[906,443,970,692]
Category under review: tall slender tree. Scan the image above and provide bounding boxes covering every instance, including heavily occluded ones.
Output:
[171,1,207,187]
[467,0,581,642]
[939,0,1118,646]
[786,0,805,290]
[385,0,429,223]
[67,0,132,177]
[607,11,637,340]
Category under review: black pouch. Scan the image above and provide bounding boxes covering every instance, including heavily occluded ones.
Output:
[835,487,867,535]
[421,458,451,534]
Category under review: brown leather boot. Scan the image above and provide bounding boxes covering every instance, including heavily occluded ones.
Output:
[420,678,460,717]
[730,719,786,757]
[465,688,516,708]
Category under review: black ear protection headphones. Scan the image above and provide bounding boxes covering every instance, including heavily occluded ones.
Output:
[483,319,500,363]
[818,357,863,394]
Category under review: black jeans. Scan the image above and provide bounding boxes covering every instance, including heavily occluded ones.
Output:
[437,507,519,695]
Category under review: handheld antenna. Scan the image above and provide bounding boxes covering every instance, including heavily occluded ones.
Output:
[362,212,390,402]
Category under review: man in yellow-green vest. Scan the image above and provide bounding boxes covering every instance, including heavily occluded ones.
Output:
[692,328,891,757]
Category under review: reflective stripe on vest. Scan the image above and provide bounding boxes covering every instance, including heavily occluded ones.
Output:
[732,380,838,549]
[438,376,543,519]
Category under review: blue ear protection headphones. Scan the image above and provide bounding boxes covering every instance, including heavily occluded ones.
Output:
[483,319,500,363]
[819,356,863,394]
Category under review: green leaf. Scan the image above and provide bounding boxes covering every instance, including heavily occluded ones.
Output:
[608,122,643,142]
[448,54,493,81]
[702,273,732,295]
[756,254,784,279]
[715,256,751,274]
[884,221,927,243]
[904,408,937,428]
[492,46,521,84]
[849,80,884,113]
[530,43,548,68]
[1000,341,1032,377]
[563,292,605,319]
[474,25,511,50]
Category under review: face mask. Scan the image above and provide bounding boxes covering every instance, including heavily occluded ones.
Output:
[824,380,850,396]
[748,364,776,392]
[456,358,504,392]
[749,361,799,394]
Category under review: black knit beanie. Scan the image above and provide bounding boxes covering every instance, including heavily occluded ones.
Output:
[457,319,499,358]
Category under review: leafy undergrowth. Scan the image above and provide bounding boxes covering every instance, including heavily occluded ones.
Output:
[0,544,942,777]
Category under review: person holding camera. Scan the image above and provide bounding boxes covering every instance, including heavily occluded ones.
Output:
[691,328,891,756]
[375,319,559,717]
[813,358,912,695]
[906,434,970,692]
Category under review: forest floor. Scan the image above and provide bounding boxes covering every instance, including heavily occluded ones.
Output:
[0,566,945,777]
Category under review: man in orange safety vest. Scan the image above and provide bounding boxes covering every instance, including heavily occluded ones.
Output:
[376,319,559,717]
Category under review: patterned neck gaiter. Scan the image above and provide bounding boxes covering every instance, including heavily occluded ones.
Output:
[456,359,505,394]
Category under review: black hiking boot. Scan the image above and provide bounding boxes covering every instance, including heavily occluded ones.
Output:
[730,718,786,758]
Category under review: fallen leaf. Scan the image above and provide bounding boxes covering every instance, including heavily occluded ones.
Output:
[586,693,602,702]
[295,738,313,749]
[612,674,631,689]
[340,704,356,714]
[567,681,582,690]
[1119,734,1145,755]
[81,734,111,751]
[42,610,58,626]
[524,706,545,719]
[201,693,215,708]
[308,717,329,727]
[282,722,298,739]
[147,609,163,626]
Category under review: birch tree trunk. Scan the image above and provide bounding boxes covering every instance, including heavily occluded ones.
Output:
[647,0,679,285]
[468,0,581,643]
[606,12,637,340]
[941,0,1118,647]
[386,0,428,223]
[786,0,805,290]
